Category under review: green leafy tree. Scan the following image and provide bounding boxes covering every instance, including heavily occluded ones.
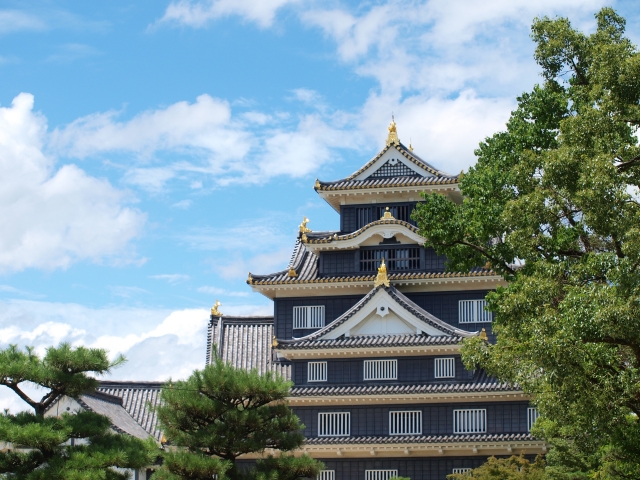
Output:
[0,343,157,479]
[412,7,640,478]
[152,356,323,480]
[447,455,546,480]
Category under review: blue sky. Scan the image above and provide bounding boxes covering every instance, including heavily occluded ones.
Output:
[1,0,638,410]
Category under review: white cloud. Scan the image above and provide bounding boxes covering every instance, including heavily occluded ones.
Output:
[197,286,248,297]
[156,0,300,29]
[0,10,45,34]
[150,274,190,284]
[171,199,192,209]
[0,93,146,274]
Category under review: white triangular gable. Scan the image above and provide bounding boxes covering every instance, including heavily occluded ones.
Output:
[320,288,453,339]
[354,146,435,181]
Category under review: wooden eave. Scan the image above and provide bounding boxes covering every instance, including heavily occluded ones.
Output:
[276,343,462,360]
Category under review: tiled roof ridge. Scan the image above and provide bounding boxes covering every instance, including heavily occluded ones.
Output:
[316,176,460,192]
[214,316,274,323]
[84,391,124,405]
[274,333,463,350]
[276,285,475,346]
[290,381,517,396]
[386,288,475,337]
[97,380,164,389]
[304,433,536,445]
[317,144,456,186]
[305,218,418,244]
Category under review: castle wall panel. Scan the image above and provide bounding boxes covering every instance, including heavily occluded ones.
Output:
[293,356,473,385]
[294,401,531,437]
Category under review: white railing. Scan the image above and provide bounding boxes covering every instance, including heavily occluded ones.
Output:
[318,412,350,437]
[453,409,487,434]
[308,361,327,382]
[452,468,472,474]
[317,471,335,480]
[363,359,397,380]
[365,470,398,480]
[293,306,325,329]
[528,407,540,431]
[434,357,456,378]
[389,410,422,435]
[458,300,493,323]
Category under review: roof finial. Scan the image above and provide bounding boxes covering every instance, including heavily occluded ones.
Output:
[479,328,488,341]
[211,300,223,317]
[409,138,413,151]
[386,115,400,146]
[381,206,395,220]
[374,258,390,288]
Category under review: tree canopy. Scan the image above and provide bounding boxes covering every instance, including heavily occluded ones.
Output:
[0,343,156,479]
[152,355,323,480]
[412,7,640,478]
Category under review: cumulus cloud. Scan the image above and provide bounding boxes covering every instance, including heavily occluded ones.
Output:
[156,0,300,29]
[0,93,146,273]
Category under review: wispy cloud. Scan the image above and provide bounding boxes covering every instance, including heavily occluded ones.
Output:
[154,0,300,29]
[46,43,101,63]
[197,286,248,297]
[109,286,150,299]
[0,10,45,34]
[150,274,190,284]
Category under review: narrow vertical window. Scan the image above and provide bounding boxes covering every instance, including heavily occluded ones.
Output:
[317,471,335,480]
[452,468,472,474]
[307,361,327,382]
[434,357,456,378]
[528,407,540,431]
[363,359,397,380]
[293,306,325,329]
[318,412,350,437]
[458,300,492,323]
[453,409,487,434]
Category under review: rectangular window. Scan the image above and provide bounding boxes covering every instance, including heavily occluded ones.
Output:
[458,300,493,323]
[318,412,350,437]
[453,409,487,434]
[293,306,325,329]
[365,470,398,480]
[359,247,421,272]
[528,408,540,431]
[389,410,422,435]
[452,468,472,474]
[363,359,397,380]
[308,362,327,382]
[317,471,335,480]
[434,357,456,378]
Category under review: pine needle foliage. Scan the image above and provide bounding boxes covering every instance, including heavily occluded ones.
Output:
[0,343,157,479]
[412,7,640,477]
[447,455,546,480]
[153,357,323,480]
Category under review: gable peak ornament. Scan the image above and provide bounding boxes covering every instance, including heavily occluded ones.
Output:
[381,206,395,220]
[374,258,390,287]
[386,115,400,146]
[211,300,223,317]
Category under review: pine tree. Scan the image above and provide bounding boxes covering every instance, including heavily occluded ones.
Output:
[0,343,157,479]
[152,356,323,480]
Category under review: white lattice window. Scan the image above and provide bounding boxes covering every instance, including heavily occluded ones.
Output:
[452,468,472,474]
[528,407,540,431]
[293,306,325,329]
[389,410,422,435]
[363,359,397,380]
[458,300,493,323]
[365,470,398,480]
[308,361,327,382]
[434,357,455,378]
[317,471,335,480]
[453,409,487,434]
[318,412,350,437]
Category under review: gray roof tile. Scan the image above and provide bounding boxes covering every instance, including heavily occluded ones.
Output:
[304,433,535,445]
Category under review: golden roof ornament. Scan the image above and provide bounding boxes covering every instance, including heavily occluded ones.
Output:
[288,267,298,277]
[211,300,223,317]
[479,328,488,341]
[409,138,414,151]
[272,335,278,348]
[381,207,395,220]
[315,179,321,189]
[247,272,253,284]
[374,258,390,288]
[386,115,400,146]
[299,216,311,234]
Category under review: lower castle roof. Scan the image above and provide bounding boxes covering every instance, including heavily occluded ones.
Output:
[304,433,535,445]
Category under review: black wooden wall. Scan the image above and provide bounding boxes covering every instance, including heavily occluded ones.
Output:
[340,202,418,232]
[318,247,447,276]
[293,401,531,438]
[275,290,493,340]
[293,356,473,385]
